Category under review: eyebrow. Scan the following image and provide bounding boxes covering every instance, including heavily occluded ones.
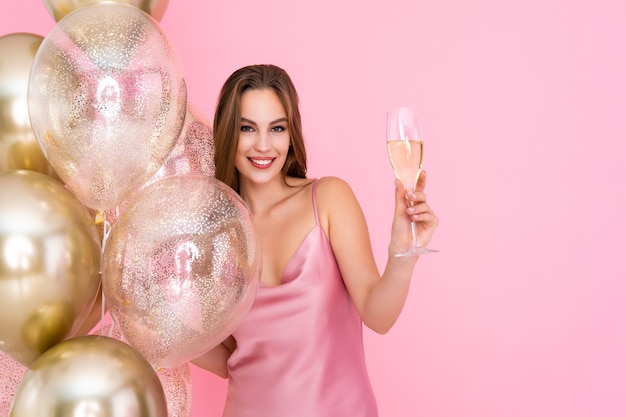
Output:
[240,117,288,126]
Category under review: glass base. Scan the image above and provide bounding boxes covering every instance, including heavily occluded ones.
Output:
[393,244,439,257]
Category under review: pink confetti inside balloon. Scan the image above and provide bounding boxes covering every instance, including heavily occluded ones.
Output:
[157,364,192,417]
[147,104,215,185]
[0,350,28,416]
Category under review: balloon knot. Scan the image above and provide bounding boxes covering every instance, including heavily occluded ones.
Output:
[94,211,106,225]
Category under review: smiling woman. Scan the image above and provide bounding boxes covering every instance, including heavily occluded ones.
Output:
[190,64,438,417]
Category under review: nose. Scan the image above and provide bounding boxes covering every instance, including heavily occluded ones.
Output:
[254,130,271,151]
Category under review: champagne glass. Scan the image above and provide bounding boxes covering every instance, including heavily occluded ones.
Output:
[386,106,438,256]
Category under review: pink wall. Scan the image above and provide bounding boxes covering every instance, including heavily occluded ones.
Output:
[2,0,625,416]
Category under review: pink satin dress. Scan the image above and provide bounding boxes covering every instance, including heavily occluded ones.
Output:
[223,180,378,417]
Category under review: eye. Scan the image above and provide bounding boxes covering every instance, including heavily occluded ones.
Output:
[270,125,287,134]
[240,125,254,132]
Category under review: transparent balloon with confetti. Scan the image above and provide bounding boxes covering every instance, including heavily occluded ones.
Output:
[102,175,260,369]
[105,103,215,224]
[27,3,187,211]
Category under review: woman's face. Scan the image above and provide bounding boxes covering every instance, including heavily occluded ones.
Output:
[235,88,290,186]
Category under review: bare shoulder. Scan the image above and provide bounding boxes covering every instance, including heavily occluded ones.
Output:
[315,176,353,193]
[315,177,355,205]
[314,177,361,230]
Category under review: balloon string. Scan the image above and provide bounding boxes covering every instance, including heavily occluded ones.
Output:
[99,211,113,336]
[99,292,106,336]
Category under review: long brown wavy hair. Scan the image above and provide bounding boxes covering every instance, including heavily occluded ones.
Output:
[213,64,307,194]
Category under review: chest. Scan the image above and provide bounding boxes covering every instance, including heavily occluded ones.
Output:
[253,195,317,286]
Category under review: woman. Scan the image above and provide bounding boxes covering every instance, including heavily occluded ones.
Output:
[192,64,438,417]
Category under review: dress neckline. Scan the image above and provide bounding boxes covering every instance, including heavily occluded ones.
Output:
[259,224,322,288]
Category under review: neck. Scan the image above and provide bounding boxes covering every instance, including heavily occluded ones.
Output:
[238,177,287,216]
[239,175,310,216]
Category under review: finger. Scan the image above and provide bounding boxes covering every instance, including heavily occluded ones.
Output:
[415,170,427,192]
[407,203,432,216]
[406,191,427,205]
[411,211,439,228]
[407,208,436,224]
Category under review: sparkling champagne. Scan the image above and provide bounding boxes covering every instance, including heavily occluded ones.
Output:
[387,140,423,191]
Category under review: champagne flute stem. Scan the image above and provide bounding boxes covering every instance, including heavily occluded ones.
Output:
[406,189,422,249]
[410,219,420,247]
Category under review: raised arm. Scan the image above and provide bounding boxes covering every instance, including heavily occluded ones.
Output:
[316,172,438,334]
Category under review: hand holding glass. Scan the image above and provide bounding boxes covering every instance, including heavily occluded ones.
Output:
[386,106,438,256]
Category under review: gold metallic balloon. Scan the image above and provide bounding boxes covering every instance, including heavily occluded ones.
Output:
[69,286,105,337]
[0,170,101,367]
[20,301,75,353]
[102,175,260,368]
[0,33,57,178]
[28,3,187,211]
[92,323,193,417]
[43,0,170,22]
[9,335,168,417]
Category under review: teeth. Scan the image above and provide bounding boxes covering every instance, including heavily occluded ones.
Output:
[251,159,272,166]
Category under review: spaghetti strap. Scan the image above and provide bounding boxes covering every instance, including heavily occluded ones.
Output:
[311,179,320,226]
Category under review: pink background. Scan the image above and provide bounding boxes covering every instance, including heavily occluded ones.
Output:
[2,0,625,416]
